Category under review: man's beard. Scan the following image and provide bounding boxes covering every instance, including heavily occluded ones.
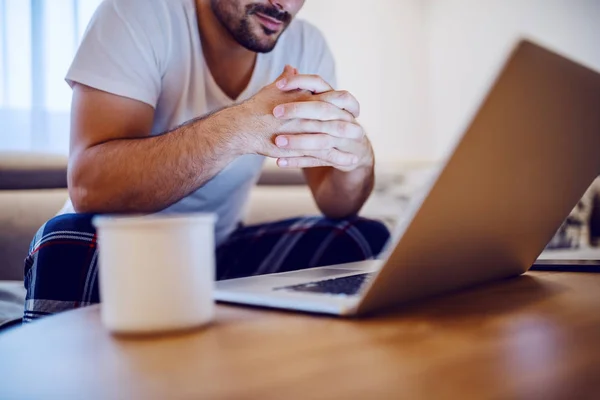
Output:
[210,1,292,53]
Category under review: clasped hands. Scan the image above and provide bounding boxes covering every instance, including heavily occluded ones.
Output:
[242,65,373,172]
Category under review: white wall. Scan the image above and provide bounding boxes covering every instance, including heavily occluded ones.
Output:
[298,0,431,165]
[426,0,600,159]
[301,0,600,164]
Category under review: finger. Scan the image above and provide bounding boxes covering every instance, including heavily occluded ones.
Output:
[279,119,364,140]
[276,134,362,156]
[276,74,332,93]
[274,65,297,83]
[304,148,358,166]
[274,101,354,122]
[278,150,358,169]
[275,133,345,151]
[278,157,330,168]
[316,90,360,118]
[262,143,308,159]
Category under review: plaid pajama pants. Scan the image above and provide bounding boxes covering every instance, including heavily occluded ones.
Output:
[23,213,390,323]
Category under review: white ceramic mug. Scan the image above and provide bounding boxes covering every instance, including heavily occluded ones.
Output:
[92,213,216,334]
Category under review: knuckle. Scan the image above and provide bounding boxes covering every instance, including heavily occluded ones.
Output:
[326,149,341,164]
[321,134,334,148]
[304,119,320,133]
[337,90,360,116]
[297,119,309,130]
[324,102,337,116]
[317,149,330,161]
[280,119,297,132]
[338,90,351,101]
[338,154,352,166]
[350,124,364,139]
[340,152,354,165]
[268,144,286,158]
[335,121,348,136]
[311,120,324,133]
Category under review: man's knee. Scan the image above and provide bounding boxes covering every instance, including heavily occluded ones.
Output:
[309,216,391,268]
[26,213,97,274]
[347,217,391,256]
[24,213,100,321]
[32,213,97,244]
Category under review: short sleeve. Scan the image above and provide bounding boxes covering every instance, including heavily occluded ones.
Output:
[66,0,168,107]
[299,21,337,89]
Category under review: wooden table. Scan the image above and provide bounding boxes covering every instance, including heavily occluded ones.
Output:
[1,272,600,399]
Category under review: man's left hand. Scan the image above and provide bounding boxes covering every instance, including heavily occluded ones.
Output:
[272,73,374,172]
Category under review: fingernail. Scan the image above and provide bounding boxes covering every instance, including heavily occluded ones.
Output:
[273,105,285,118]
[276,79,287,89]
[276,136,288,147]
[278,159,288,167]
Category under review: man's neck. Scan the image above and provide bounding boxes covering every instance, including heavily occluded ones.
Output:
[196,0,256,100]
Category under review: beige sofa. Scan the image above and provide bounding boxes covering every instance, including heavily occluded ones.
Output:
[0,153,71,281]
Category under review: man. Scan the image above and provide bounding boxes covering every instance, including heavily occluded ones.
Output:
[23,0,390,322]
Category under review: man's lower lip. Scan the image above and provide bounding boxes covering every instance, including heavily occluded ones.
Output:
[255,13,283,31]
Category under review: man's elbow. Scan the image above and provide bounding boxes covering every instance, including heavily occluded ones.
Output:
[69,182,102,214]
[68,161,107,213]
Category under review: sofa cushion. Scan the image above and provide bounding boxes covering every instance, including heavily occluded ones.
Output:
[0,151,68,190]
[0,189,68,280]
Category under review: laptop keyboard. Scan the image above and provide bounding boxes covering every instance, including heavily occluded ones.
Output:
[275,273,373,296]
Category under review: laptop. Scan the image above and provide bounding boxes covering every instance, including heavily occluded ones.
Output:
[215,40,600,316]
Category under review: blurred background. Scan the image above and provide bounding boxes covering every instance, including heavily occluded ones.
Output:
[300,0,600,164]
[0,0,599,164]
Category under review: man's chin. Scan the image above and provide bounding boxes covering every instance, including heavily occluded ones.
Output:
[233,20,286,53]
[250,40,278,53]
[246,33,280,53]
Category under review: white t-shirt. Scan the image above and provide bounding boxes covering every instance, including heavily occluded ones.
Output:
[63,0,337,245]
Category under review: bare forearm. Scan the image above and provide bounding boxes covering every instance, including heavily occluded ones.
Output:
[69,107,243,213]
[309,163,375,219]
